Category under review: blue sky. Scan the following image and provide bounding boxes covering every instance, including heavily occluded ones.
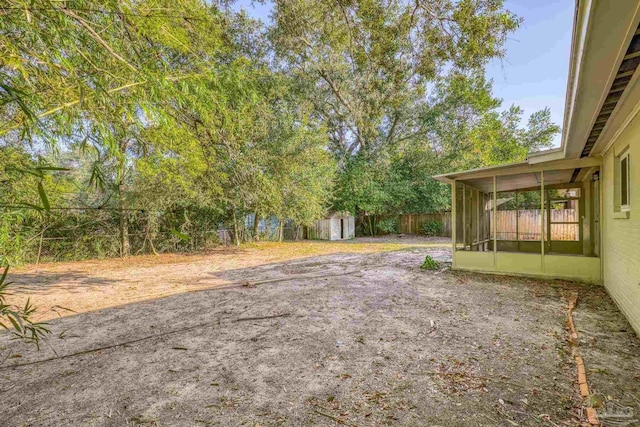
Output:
[486,0,574,146]
[233,0,574,146]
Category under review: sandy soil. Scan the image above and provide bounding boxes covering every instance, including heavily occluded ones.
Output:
[1,238,638,427]
[6,237,450,322]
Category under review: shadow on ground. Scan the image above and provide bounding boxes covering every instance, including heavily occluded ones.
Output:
[0,248,638,427]
[9,271,118,293]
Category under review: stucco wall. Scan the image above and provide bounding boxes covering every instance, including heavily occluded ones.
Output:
[453,251,601,284]
[602,112,640,335]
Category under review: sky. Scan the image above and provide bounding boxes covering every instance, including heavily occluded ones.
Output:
[233,0,574,146]
[486,0,574,147]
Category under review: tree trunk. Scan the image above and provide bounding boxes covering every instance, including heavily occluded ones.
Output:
[146,212,158,255]
[118,176,130,258]
[232,207,240,246]
[253,212,260,242]
[278,219,284,242]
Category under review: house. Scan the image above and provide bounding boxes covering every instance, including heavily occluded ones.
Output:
[306,212,355,241]
[434,1,640,334]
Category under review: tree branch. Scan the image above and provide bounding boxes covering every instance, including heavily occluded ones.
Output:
[61,8,137,72]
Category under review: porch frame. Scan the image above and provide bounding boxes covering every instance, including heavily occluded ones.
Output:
[446,159,603,284]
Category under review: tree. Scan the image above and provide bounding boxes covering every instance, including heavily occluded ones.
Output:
[332,70,560,222]
[150,61,335,244]
[0,0,231,344]
[262,104,336,235]
[269,0,521,154]
[267,0,559,224]
[0,0,226,143]
[428,72,560,170]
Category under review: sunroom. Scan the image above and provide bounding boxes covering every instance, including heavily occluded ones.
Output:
[434,157,602,284]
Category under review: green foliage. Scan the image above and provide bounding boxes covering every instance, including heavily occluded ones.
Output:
[271,1,559,221]
[0,2,567,362]
[1,1,336,260]
[270,0,521,153]
[0,0,227,142]
[0,267,50,348]
[376,218,398,234]
[421,221,445,237]
[0,0,561,265]
[420,255,440,271]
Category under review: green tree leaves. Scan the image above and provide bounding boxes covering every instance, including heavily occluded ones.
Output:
[0,266,49,348]
[270,0,521,153]
[0,0,227,142]
[269,0,559,219]
[1,0,562,252]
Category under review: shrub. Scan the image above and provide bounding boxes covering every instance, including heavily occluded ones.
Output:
[376,218,397,234]
[0,267,49,348]
[420,255,440,270]
[421,221,444,237]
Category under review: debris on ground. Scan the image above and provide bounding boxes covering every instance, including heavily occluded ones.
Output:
[0,238,637,426]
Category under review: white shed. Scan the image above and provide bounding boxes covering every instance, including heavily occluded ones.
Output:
[307,212,355,241]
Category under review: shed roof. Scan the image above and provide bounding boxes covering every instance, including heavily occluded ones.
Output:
[325,211,352,218]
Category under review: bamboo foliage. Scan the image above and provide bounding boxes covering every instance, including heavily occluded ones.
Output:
[0,0,226,142]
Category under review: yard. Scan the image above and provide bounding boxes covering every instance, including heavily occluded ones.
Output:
[1,237,639,426]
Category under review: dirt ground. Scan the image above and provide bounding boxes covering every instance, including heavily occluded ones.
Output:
[1,237,639,427]
[6,237,450,322]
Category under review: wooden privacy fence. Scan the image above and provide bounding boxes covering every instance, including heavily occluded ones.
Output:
[395,209,578,241]
[397,212,452,236]
[491,209,579,241]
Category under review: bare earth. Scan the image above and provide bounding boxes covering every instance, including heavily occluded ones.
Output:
[1,237,639,427]
[6,237,451,322]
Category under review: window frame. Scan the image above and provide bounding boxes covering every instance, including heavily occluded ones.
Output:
[620,151,631,211]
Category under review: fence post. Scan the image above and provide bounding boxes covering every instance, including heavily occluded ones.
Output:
[493,176,497,264]
[540,171,545,269]
[452,181,457,262]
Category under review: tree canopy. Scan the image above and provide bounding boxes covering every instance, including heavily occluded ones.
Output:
[0,0,563,343]
[1,0,561,259]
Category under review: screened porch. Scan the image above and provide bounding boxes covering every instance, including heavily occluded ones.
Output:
[435,158,602,283]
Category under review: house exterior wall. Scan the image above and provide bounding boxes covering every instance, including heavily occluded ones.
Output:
[601,111,640,334]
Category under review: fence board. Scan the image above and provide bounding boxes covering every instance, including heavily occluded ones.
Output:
[396,212,452,236]
[490,209,578,241]
[393,209,578,241]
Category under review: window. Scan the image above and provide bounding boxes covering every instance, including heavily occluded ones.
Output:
[621,152,630,210]
[613,147,631,214]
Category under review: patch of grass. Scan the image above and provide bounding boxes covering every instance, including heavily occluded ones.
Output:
[251,240,448,252]
[242,241,430,260]
[420,255,440,270]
